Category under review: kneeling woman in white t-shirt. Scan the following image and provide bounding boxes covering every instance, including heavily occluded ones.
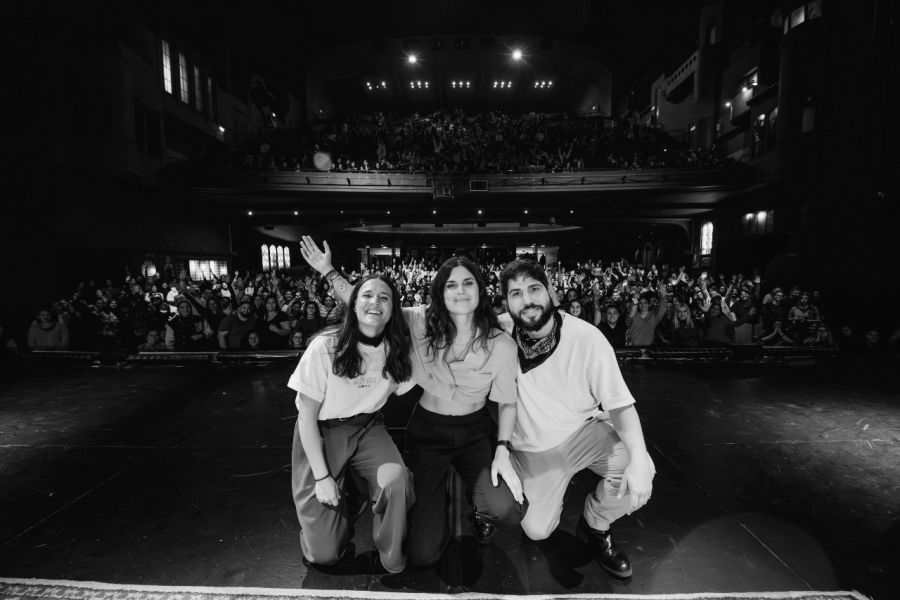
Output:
[288,275,415,574]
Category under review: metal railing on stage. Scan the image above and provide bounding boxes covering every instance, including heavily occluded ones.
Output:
[21,349,302,366]
[21,346,837,367]
[612,345,837,363]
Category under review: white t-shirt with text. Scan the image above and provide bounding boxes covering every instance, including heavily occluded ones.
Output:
[287,333,414,421]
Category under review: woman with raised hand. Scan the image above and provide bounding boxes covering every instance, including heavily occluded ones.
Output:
[288,274,415,574]
[300,236,523,568]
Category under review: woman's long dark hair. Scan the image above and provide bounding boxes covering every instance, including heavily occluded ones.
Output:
[331,274,412,383]
[425,256,501,358]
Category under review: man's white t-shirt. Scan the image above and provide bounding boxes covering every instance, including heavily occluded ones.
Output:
[287,333,415,421]
[500,312,636,452]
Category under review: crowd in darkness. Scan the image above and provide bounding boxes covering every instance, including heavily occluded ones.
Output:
[3,254,898,358]
[198,110,733,176]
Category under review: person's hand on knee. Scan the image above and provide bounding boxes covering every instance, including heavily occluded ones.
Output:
[316,475,341,507]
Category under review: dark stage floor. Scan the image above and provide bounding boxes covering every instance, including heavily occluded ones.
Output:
[1,357,897,598]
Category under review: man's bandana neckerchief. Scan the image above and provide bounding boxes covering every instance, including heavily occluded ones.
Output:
[514,311,562,374]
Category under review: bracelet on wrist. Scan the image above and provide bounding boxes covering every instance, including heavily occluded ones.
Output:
[497,440,512,452]
[324,269,339,282]
[314,472,331,482]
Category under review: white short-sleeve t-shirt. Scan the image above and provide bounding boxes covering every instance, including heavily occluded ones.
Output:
[287,333,415,420]
[500,312,636,452]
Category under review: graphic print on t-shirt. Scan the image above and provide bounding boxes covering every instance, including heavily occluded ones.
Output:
[351,375,378,390]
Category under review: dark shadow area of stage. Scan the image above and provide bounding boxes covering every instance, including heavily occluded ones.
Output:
[0,358,897,598]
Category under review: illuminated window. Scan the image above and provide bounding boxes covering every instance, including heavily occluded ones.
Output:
[188,259,228,280]
[790,6,805,29]
[193,66,202,112]
[784,2,821,34]
[261,245,290,271]
[141,260,158,278]
[700,222,714,255]
[161,41,172,94]
[742,210,775,235]
[206,76,214,119]
[806,0,822,19]
[178,52,189,103]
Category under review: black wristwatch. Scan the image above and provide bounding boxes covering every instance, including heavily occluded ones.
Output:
[497,440,512,451]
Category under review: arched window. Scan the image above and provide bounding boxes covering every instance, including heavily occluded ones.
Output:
[269,245,278,270]
[141,260,157,278]
[261,244,270,271]
[283,246,291,268]
[700,222,714,255]
[277,246,285,269]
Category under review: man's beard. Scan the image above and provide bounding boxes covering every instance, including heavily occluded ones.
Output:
[511,301,555,333]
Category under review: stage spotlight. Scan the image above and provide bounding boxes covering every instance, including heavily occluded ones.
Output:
[512,49,523,60]
[408,54,417,64]
[293,211,298,216]
[247,210,253,216]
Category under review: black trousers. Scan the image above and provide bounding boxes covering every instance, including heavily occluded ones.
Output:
[404,403,519,567]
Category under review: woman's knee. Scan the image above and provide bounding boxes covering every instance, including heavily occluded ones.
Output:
[377,463,410,492]
[406,535,442,567]
[478,486,524,527]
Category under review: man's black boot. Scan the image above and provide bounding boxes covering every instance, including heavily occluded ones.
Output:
[576,516,632,578]
[471,512,497,545]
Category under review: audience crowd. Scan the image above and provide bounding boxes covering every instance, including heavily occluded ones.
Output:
[198,110,735,177]
[4,254,898,359]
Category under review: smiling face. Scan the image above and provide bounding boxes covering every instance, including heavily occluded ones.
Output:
[355,278,393,335]
[442,265,479,316]
[568,300,582,317]
[606,306,620,325]
[506,275,554,333]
